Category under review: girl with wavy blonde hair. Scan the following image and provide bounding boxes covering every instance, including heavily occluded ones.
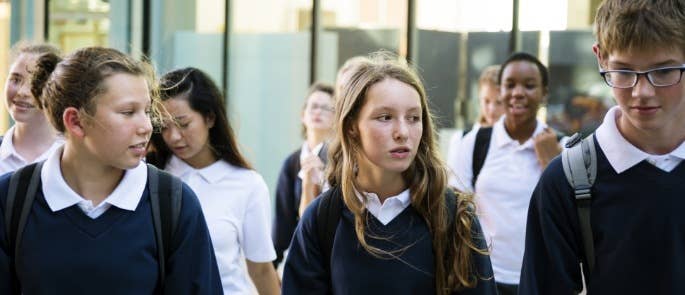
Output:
[282,52,495,295]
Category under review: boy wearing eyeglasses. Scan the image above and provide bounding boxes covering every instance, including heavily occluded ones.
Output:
[519,0,685,294]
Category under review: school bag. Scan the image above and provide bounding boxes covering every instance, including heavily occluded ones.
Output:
[561,132,597,276]
[315,186,458,275]
[4,162,182,293]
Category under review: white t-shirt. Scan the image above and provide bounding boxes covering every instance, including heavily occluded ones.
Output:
[450,116,548,285]
[166,156,276,295]
[0,126,64,175]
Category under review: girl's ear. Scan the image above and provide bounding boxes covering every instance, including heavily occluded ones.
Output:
[205,112,216,129]
[63,107,85,138]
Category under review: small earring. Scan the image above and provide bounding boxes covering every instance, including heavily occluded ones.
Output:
[353,162,359,176]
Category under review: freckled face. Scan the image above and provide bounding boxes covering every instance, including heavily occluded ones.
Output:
[354,78,423,179]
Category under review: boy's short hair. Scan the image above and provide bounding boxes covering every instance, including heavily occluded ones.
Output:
[478,65,501,88]
[594,0,685,61]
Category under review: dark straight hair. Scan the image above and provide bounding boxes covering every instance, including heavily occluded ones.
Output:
[148,67,251,170]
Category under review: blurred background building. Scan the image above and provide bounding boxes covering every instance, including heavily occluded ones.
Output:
[0,0,612,196]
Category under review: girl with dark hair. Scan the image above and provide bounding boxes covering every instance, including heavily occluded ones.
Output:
[451,52,563,294]
[148,67,280,295]
[282,52,496,295]
[0,47,222,294]
[0,42,63,174]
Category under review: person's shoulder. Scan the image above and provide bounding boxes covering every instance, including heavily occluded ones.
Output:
[285,149,301,163]
[539,155,567,185]
[0,171,12,205]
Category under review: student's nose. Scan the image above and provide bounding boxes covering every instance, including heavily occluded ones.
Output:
[166,125,182,142]
[632,75,656,99]
[17,79,32,99]
[511,84,526,98]
[139,115,153,136]
[393,119,409,142]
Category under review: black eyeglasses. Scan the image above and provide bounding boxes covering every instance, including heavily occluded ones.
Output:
[599,64,685,89]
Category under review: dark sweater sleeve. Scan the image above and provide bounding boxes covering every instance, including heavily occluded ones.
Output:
[0,173,13,294]
[272,153,299,266]
[459,214,497,295]
[163,183,223,295]
[518,157,585,295]
[282,197,329,294]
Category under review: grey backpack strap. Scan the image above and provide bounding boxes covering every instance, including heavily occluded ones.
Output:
[561,133,597,275]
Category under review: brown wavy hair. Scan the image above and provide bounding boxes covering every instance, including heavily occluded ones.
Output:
[326,52,484,294]
[31,47,159,134]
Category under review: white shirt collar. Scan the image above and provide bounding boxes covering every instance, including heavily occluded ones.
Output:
[166,155,232,184]
[41,146,147,213]
[300,141,324,161]
[356,188,411,225]
[491,116,547,149]
[0,126,65,162]
[595,106,685,173]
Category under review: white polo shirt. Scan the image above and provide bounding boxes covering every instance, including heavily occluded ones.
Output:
[41,147,147,219]
[0,126,64,175]
[450,116,549,285]
[166,156,276,295]
[596,106,685,173]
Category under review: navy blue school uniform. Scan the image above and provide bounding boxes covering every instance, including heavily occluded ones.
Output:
[272,146,327,266]
[0,171,223,294]
[282,188,497,295]
[519,136,685,294]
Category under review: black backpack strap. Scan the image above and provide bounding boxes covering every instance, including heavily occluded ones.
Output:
[472,127,493,188]
[147,164,183,291]
[561,133,597,276]
[316,187,344,276]
[5,162,43,294]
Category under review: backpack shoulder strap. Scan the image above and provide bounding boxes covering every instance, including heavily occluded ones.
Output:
[561,133,597,276]
[316,186,344,275]
[472,127,493,188]
[5,161,42,294]
[147,164,183,291]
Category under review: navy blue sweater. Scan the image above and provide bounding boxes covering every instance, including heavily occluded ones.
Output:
[520,137,685,294]
[0,173,223,294]
[282,191,496,295]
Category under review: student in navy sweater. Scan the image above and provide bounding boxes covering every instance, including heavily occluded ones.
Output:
[273,82,335,267]
[519,0,685,294]
[282,52,496,295]
[0,47,222,294]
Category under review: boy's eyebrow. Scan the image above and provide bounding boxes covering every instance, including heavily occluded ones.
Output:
[608,59,682,69]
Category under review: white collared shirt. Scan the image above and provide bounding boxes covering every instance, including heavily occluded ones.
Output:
[297,141,324,180]
[449,116,550,284]
[166,155,276,295]
[41,147,147,219]
[0,126,64,175]
[356,189,411,225]
[595,106,685,173]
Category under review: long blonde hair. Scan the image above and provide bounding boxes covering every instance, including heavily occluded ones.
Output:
[327,52,484,294]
